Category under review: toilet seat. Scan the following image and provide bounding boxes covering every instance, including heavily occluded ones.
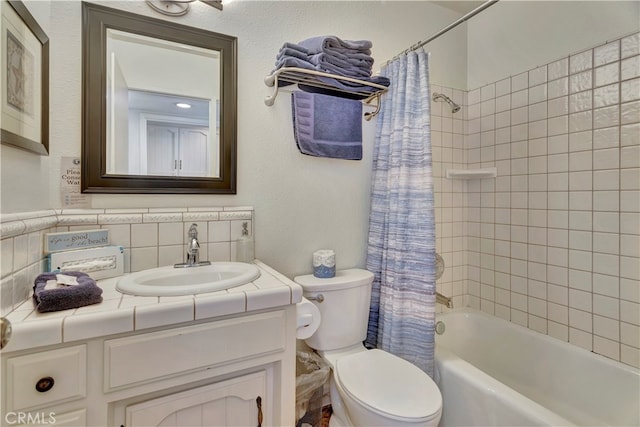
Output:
[335,349,442,422]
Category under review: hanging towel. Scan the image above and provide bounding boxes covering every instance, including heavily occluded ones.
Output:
[292,91,363,160]
[33,271,103,313]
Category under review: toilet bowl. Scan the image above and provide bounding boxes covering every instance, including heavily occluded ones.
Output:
[294,269,442,427]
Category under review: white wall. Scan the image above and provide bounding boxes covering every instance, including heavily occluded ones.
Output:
[467,1,640,89]
[423,21,468,91]
[0,0,52,213]
[1,1,463,278]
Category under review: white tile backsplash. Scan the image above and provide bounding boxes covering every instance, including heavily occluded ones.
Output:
[158,222,184,246]
[131,223,159,248]
[1,207,254,315]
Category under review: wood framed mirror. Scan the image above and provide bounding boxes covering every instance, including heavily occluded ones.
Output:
[82,2,237,194]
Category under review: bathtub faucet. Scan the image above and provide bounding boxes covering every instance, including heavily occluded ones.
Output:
[436,292,453,309]
[174,224,211,268]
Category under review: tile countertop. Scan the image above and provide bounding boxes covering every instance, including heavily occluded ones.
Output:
[2,260,303,353]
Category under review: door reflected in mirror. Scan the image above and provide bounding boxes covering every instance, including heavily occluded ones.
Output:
[105,29,220,178]
[82,2,237,194]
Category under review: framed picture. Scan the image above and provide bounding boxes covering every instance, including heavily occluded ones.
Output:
[1,0,49,155]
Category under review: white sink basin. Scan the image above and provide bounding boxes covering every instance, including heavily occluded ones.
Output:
[116,262,261,296]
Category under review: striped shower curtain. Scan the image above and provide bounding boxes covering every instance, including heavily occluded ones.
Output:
[365,48,436,377]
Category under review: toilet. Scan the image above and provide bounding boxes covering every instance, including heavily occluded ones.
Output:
[294,269,442,427]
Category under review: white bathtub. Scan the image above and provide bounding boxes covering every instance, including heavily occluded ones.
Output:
[435,309,640,427]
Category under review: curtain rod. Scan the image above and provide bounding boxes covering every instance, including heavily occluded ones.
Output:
[384,0,499,66]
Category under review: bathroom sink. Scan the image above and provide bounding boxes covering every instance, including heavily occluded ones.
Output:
[116,262,261,296]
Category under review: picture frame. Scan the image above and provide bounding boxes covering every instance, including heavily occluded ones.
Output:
[1,0,49,155]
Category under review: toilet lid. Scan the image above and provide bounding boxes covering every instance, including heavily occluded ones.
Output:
[335,349,442,421]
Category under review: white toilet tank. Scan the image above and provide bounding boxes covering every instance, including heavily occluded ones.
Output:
[294,269,374,351]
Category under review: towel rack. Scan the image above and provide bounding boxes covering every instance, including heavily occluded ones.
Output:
[264,67,388,120]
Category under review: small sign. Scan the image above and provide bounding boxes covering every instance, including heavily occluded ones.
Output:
[60,157,90,208]
[45,229,110,254]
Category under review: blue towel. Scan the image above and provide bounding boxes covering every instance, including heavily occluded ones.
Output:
[307,53,372,78]
[279,42,372,65]
[277,42,374,73]
[309,51,374,68]
[298,36,372,55]
[276,46,310,62]
[280,42,309,54]
[273,37,390,99]
[273,56,390,98]
[274,55,371,79]
[33,271,103,313]
[274,37,376,79]
[292,91,363,160]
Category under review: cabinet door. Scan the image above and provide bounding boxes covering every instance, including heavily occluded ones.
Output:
[147,124,178,176]
[5,345,87,412]
[178,127,210,177]
[126,371,266,427]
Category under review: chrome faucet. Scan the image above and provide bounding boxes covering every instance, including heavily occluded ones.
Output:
[186,223,200,264]
[174,224,211,268]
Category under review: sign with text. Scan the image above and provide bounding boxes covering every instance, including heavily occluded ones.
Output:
[60,157,90,208]
[45,229,109,253]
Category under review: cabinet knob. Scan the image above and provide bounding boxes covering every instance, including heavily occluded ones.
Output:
[35,376,55,393]
[0,317,10,349]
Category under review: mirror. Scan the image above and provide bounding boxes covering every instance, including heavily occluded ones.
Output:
[82,2,237,193]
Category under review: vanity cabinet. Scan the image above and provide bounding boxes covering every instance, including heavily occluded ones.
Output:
[1,307,297,426]
[124,371,265,426]
[5,345,87,413]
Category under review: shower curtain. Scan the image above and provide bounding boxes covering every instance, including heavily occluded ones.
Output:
[365,48,436,377]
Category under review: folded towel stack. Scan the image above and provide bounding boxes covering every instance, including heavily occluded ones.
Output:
[33,271,103,313]
[273,35,390,96]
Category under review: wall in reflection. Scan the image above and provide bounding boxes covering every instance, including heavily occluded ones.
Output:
[106,29,220,178]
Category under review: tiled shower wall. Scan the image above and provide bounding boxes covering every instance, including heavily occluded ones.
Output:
[434,31,640,368]
[0,207,253,316]
[431,85,468,310]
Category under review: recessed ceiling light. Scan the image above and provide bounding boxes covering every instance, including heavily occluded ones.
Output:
[176,102,192,109]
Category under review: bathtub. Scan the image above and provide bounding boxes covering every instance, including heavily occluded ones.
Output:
[434,309,640,426]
